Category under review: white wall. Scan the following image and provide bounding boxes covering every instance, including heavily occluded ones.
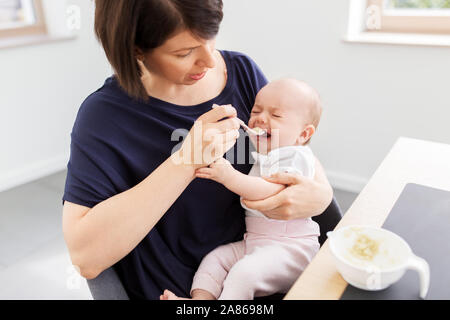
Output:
[217,0,450,192]
[0,0,111,192]
[1,0,449,193]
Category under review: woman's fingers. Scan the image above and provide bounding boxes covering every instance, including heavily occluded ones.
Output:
[214,118,240,133]
[243,192,297,220]
[224,128,240,142]
[264,172,304,186]
[204,126,239,141]
[204,129,239,153]
[199,104,237,124]
[242,192,286,212]
[219,131,240,154]
[223,139,238,154]
[183,105,240,169]
[208,140,236,162]
[256,207,285,220]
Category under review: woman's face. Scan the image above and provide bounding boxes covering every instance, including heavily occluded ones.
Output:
[140,29,217,85]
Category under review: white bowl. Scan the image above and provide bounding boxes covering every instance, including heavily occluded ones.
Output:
[327,225,430,299]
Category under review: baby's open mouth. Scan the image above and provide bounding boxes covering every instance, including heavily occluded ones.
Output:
[254,129,271,139]
[253,127,271,137]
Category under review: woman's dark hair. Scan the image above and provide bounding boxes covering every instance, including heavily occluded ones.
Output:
[94,0,224,101]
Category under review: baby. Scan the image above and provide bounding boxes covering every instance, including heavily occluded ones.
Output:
[162,78,323,300]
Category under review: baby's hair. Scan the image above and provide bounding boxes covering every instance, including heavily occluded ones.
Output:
[272,78,323,145]
[304,82,323,146]
[296,80,323,130]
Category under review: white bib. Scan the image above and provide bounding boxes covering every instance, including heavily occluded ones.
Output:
[241,145,316,218]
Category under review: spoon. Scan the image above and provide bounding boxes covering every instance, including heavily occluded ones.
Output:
[212,104,266,136]
[237,119,267,136]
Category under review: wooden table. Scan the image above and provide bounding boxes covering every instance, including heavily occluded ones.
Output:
[284,137,450,300]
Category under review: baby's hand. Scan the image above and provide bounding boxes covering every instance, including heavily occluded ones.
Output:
[195,158,235,185]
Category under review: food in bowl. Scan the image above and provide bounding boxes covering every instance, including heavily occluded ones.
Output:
[327,225,430,298]
[335,226,408,271]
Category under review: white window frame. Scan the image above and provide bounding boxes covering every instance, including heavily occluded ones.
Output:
[0,0,47,39]
[0,0,77,50]
[345,0,450,47]
[367,0,450,34]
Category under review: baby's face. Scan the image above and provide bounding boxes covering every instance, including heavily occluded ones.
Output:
[248,81,316,154]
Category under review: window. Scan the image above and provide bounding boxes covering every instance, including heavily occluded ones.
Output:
[367,0,450,34]
[0,0,46,39]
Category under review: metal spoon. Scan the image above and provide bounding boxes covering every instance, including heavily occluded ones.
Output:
[237,119,267,136]
[212,104,267,136]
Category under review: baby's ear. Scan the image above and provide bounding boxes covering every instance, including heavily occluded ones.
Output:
[297,125,316,145]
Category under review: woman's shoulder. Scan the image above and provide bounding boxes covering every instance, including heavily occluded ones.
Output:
[220,50,268,94]
[79,76,125,110]
[220,50,263,72]
[72,76,129,137]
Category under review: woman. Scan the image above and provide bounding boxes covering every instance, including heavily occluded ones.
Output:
[62,0,335,300]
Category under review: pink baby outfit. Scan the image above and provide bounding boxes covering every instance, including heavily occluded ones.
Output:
[190,146,321,300]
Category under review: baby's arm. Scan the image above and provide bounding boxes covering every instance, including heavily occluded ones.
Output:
[195,158,285,201]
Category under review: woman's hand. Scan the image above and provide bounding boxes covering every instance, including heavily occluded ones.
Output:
[174,105,240,170]
[241,159,333,220]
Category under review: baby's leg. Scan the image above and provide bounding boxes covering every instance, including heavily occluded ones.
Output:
[219,239,319,300]
[161,241,245,300]
[160,289,215,300]
[190,241,245,299]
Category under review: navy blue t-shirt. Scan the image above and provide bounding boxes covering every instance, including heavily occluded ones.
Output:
[63,50,268,300]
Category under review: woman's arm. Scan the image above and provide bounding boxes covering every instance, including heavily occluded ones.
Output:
[63,105,240,279]
[241,158,333,220]
[64,152,195,280]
